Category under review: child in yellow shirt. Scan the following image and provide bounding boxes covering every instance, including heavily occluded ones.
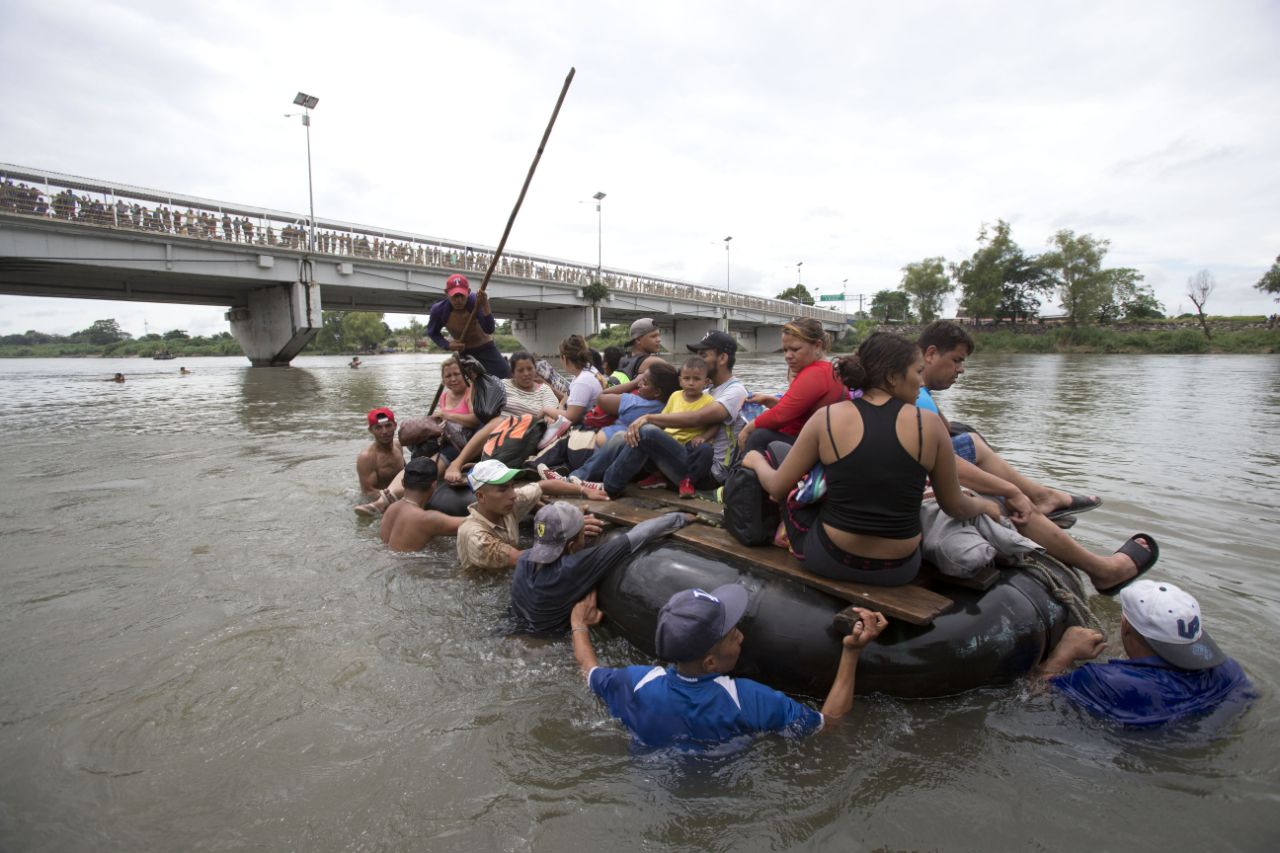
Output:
[663,357,720,446]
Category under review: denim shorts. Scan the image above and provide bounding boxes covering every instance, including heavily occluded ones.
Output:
[952,432,976,463]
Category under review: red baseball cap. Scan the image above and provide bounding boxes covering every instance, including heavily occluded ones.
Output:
[367,406,396,426]
[445,274,470,296]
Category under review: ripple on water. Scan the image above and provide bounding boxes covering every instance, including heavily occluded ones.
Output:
[1,352,1278,851]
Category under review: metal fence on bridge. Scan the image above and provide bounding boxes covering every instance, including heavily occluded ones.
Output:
[1,163,836,323]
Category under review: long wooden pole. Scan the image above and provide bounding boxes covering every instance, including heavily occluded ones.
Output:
[455,66,576,343]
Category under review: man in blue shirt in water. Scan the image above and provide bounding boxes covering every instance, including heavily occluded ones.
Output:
[570,583,887,750]
[1038,579,1252,726]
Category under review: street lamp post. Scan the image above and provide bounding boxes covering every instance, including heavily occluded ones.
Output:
[797,261,803,284]
[592,191,606,283]
[723,236,733,296]
[592,191,606,333]
[290,91,319,253]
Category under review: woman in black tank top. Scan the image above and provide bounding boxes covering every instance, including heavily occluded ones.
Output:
[741,333,1001,586]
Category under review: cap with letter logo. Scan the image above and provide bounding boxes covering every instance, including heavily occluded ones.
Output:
[1120,579,1226,670]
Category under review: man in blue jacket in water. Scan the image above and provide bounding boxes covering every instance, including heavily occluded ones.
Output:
[1038,579,1252,726]
[570,583,887,750]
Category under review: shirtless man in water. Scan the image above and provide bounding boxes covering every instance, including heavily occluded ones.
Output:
[356,407,405,498]
[379,458,465,552]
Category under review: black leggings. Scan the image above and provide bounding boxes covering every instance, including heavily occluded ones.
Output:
[802,522,921,586]
[742,427,794,457]
[463,341,511,379]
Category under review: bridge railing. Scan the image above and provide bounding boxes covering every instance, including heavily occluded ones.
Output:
[0,164,835,323]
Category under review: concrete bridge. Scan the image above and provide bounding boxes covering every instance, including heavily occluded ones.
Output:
[0,164,848,365]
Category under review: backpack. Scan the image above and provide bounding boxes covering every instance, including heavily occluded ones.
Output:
[481,413,546,467]
[722,463,780,547]
[456,355,507,423]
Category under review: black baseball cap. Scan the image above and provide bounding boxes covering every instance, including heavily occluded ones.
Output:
[686,330,738,354]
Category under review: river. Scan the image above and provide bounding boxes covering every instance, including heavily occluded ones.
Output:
[0,352,1276,852]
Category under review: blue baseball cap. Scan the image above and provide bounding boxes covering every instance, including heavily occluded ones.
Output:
[654,584,749,662]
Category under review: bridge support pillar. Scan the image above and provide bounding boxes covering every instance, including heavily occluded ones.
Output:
[747,326,780,353]
[226,279,322,367]
[511,306,594,358]
[672,318,722,352]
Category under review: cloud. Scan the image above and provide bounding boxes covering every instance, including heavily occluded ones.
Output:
[2,0,1279,338]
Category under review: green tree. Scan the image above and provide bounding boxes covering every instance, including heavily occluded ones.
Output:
[313,310,346,350]
[1256,254,1280,302]
[1120,282,1165,321]
[1186,269,1216,340]
[899,257,952,322]
[341,312,389,351]
[1042,230,1114,327]
[74,318,128,345]
[775,284,814,305]
[1095,268,1147,323]
[951,220,1051,323]
[869,289,911,322]
[162,328,190,340]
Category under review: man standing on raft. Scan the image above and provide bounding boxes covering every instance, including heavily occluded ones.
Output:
[426,274,511,379]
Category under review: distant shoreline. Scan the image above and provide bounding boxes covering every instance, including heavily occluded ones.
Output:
[2,323,1276,357]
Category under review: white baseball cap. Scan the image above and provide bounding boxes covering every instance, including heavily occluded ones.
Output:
[1119,579,1226,671]
[466,459,536,492]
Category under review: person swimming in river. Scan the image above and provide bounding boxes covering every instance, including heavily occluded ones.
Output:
[105,373,125,383]
[349,356,362,369]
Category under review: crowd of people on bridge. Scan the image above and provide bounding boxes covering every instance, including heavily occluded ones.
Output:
[1,173,824,321]
[348,273,1251,750]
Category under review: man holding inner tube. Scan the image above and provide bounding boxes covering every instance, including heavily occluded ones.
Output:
[1037,579,1252,726]
[570,584,888,750]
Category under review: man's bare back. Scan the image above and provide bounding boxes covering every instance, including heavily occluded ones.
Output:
[380,501,465,552]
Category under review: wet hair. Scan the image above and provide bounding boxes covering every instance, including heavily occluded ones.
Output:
[402,457,439,490]
[603,345,624,374]
[647,361,681,400]
[835,333,919,392]
[917,320,974,356]
[681,356,709,375]
[589,348,604,372]
[509,350,535,372]
[558,334,592,369]
[441,359,463,377]
[781,318,831,350]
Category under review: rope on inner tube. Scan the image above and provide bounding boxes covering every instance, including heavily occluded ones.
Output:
[1018,552,1104,632]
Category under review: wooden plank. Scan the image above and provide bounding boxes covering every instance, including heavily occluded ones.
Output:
[622,485,724,518]
[570,498,953,626]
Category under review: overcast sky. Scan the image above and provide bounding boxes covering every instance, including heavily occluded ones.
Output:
[2,0,1277,338]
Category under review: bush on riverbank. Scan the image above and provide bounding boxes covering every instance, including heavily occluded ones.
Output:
[971,326,1279,354]
[0,338,243,358]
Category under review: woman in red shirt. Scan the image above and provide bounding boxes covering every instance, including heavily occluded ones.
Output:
[738,318,846,456]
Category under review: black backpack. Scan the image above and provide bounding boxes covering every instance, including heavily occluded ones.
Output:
[722,464,780,547]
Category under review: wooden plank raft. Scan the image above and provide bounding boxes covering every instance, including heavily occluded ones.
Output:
[627,487,1015,592]
[567,497,954,626]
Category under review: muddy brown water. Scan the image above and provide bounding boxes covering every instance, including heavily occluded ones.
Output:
[1,352,1276,851]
